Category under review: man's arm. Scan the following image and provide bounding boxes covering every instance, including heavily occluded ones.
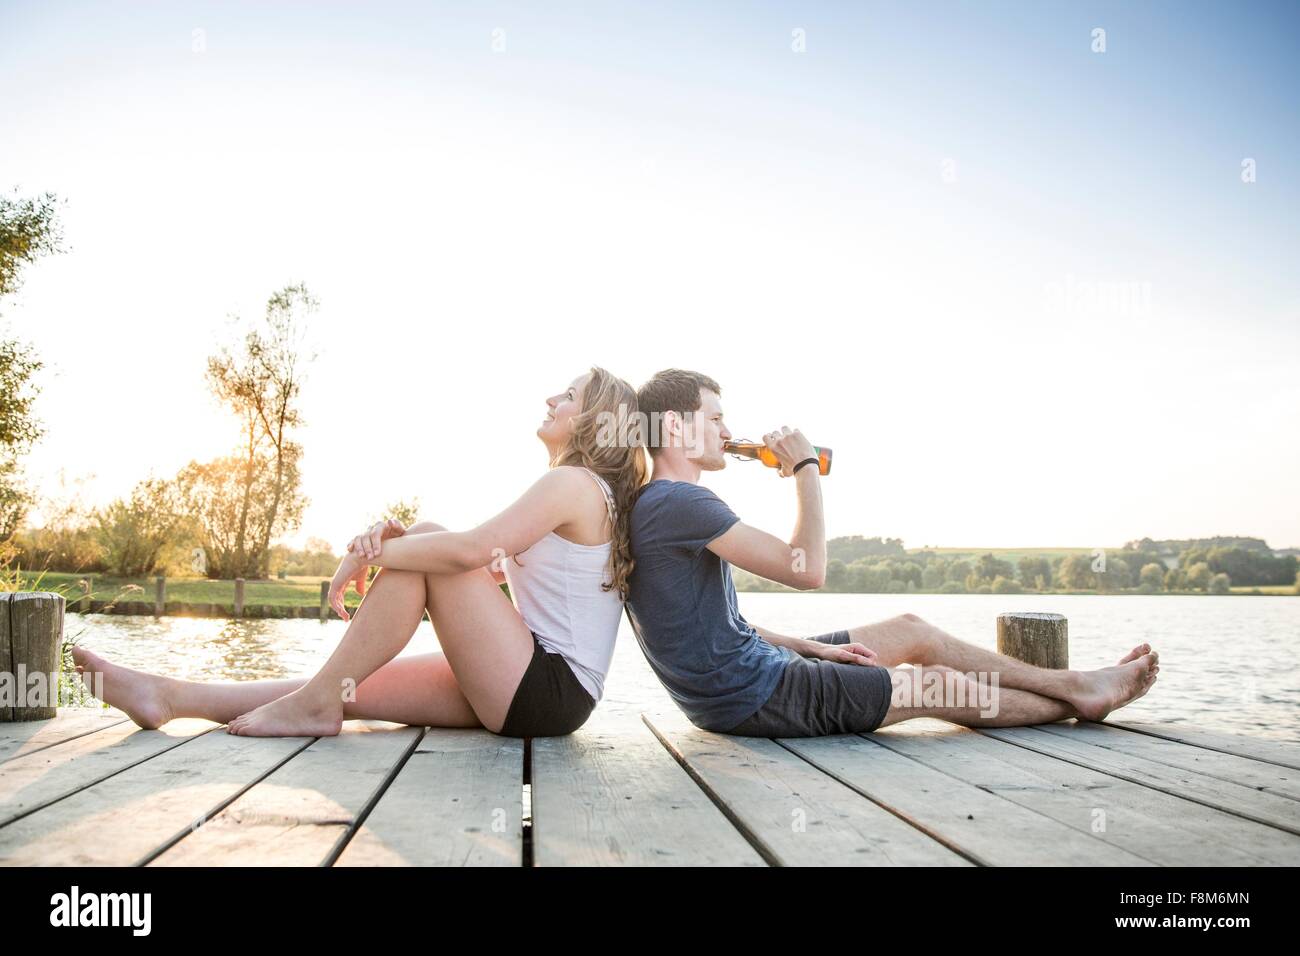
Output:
[750,622,877,665]
[750,622,820,657]
[707,428,827,590]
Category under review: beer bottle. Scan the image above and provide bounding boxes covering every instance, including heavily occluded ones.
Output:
[723,440,832,475]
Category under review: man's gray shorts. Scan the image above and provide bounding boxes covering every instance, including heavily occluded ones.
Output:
[724,631,894,737]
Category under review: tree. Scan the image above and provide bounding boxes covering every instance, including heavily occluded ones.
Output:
[178,453,306,579]
[1185,562,1212,591]
[0,190,63,299]
[94,477,195,577]
[1208,572,1231,595]
[1056,554,1096,590]
[206,284,317,577]
[973,553,1015,584]
[0,190,63,541]
[1017,556,1052,590]
[1138,562,1166,593]
[1096,556,1129,592]
[378,498,422,528]
[894,561,923,589]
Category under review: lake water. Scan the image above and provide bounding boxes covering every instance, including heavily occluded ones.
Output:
[62,593,1300,742]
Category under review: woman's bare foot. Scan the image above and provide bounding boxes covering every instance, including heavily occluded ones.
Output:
[226,685,343,738]
[70,646,176,730]
[1070,651,1160,722]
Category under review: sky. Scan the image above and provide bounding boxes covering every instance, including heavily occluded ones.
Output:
[2,0,1298,552]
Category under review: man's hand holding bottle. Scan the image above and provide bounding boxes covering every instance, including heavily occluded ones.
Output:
[762,426,818,478]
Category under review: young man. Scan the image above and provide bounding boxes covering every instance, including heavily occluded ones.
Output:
[625,369,1160,737]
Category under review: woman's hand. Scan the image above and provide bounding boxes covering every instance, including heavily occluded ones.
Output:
[347,517,407,561]
[328,550,370,623]
[806,640,877,666]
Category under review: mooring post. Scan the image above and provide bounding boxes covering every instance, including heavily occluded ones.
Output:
[997,612,1068,669]
[1,591,65,721]
[235,578,245,618]
[154,576,165,617]
[320,581,329,621]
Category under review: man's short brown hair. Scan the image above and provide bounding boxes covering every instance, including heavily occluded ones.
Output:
[637,369,721,456]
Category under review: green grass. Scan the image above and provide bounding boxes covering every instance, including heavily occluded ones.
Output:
[18,571,349,607]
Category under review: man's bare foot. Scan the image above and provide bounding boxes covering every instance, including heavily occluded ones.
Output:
[1117,643,1151,665]
[226,686,343,738]
[70,646,175,730]
[1071,651,1160,722]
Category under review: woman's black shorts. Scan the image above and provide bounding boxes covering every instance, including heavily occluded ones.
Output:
[497,631,597,738]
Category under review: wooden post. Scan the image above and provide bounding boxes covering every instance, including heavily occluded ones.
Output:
[234,578,245,618]
[320,581,329,621]
[155,576,165,617]
[997,612,1068,670]
[1,592,65,721]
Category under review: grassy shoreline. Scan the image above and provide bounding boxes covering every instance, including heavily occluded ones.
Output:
[18,569,1297,605]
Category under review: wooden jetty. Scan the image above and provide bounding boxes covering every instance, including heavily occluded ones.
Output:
[3,642,1298,867]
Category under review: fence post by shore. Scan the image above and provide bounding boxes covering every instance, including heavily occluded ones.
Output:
[997,612,1068,669]
[235,578,245,617]
[155,576,166,617]
[320,581,329,621]
[1,591,65,721]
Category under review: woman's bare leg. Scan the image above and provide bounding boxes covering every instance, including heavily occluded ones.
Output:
[72,519,488,733]
[72,649,481,729]
[227,512,537,737]
[225,565,436,735]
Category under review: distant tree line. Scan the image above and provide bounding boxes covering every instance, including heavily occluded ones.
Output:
[734,538,1299,595]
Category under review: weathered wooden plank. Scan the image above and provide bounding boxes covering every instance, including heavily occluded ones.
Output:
[150,721,420,866]
[1,718,217,827]
[874,718,1300,866]
[1034,721,1300,802]
[644,711,969,866]
[1102,719,1300,771]
[335,728,523,867]
[980,726,1300,836]
[0,708,129,763]
[783,732,1154,866]
[531,710,765,866]
[0,725,308,865]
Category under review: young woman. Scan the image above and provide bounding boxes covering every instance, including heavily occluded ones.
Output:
[72,367,648,738]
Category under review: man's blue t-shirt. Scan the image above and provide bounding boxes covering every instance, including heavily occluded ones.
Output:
[626,479,792,731]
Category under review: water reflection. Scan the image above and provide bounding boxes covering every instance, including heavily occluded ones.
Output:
[65,614,442,683]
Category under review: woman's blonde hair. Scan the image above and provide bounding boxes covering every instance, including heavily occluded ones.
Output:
[550,366,649,600]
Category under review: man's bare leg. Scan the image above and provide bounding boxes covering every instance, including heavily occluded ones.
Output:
[876,663,1159,729]
[843,613,1159,722]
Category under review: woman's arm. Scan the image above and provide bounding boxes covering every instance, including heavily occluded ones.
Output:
[366,467,591,576]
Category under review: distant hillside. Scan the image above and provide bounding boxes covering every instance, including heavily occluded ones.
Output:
[731,534,1300,595]
[1123,536,1273,554]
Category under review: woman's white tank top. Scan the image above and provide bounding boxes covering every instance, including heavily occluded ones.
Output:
[501,467,622,702]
